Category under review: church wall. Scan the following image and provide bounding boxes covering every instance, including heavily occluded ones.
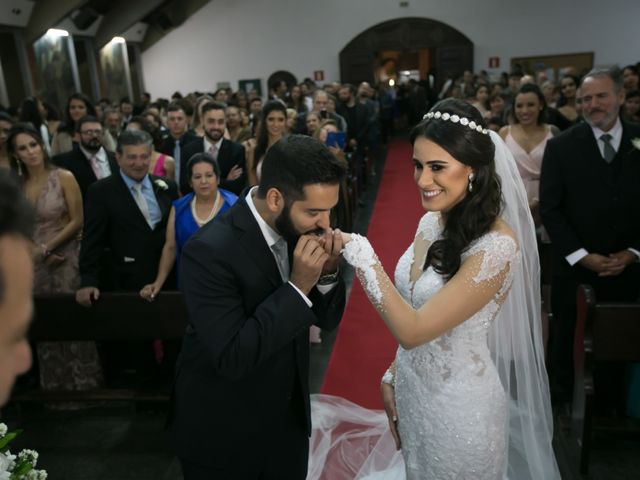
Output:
[141,0,636,98]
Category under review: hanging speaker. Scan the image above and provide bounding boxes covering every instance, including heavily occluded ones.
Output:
[70,8,99,31]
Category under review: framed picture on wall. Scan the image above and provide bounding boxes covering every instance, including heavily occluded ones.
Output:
[511,52,594,80]
[238,79,262,98]
[99,40,133,104]
[33,32,80,112]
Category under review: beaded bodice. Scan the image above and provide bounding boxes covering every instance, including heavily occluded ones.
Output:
[394,213,518,389]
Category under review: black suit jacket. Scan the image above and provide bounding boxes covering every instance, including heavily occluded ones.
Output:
[79,173,179,291]
[171,196,346,467]
[52,148,118,203]
[179,138,246,195]
[540,120,640,290]
[159,132,199,160]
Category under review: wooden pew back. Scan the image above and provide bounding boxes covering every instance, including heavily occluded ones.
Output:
[572,284,640,475]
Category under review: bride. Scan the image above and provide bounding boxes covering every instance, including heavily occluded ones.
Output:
[310,99,559,479]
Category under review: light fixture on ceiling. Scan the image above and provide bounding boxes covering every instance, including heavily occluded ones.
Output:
[111,36,126,44]
[46,28,69,37]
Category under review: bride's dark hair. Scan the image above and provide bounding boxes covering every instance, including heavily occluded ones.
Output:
[410,98,501,279]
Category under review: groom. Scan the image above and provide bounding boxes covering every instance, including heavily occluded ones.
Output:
[171,135,347,479]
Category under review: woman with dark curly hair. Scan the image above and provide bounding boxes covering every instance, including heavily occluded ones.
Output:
[553,75,581,130]
[310,99,559,479]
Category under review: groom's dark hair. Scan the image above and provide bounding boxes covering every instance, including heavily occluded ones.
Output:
[257,134,346,202]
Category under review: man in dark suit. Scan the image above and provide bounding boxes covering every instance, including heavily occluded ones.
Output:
[180,102,246,195]
[159,102,198,191]
[75,129,179,384]
[52,115,118,203]
[172,135,347,479]
[76,128,178,301]
[540,67,640,407]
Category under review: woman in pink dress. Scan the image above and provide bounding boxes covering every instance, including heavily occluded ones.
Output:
[8,123,103,392]
[499,84,559,226]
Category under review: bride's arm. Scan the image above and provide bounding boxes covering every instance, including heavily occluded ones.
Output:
[343,233,518,350]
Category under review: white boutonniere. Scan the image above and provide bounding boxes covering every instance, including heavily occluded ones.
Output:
[632,137,640,152]
[153,179,168,191]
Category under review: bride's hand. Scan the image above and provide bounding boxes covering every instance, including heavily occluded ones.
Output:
[339,230,353,245]
[381,382,401,450]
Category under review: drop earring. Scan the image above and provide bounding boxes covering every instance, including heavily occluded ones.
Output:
[468,173,475,192]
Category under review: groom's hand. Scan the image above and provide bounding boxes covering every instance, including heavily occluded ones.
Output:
[290,235,329,295]
[320,228,344,275]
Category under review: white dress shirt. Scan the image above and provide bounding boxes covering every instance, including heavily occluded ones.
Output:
[80,145,112,179]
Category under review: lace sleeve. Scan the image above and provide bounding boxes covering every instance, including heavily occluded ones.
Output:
[342,232,519,349]
[381,360,397,387]
[341,234,386,308]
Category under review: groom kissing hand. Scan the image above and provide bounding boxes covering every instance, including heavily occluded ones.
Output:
[290,230,344,295]
[172,135,347,480]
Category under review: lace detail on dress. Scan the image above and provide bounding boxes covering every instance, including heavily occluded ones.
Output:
[465,233,518,286]
[391,230,518,479]
[416,211,441,243]
[342,234,383,307]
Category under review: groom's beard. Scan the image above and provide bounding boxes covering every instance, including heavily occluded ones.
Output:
[275,203,325,245]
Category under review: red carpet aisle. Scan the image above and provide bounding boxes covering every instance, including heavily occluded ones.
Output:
[321,139,424,409]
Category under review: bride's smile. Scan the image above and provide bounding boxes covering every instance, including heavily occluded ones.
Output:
[413,137,473,212]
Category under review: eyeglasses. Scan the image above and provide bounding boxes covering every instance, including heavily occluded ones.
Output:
[80,129,102,136]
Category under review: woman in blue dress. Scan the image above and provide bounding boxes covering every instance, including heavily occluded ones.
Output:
[140,152,237,300]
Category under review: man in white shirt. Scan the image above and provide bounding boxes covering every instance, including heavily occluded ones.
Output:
[540,67,640,407]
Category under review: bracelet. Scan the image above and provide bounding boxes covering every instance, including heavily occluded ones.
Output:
[317,268,340,285]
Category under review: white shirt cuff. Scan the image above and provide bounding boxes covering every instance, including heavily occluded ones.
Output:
[316,282,338,295]
[628,248,640,261]
[287,281,313,308]
[566,248,589,266]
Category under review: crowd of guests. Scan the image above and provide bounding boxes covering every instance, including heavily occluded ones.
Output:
[0,63,638,415]
[0,77,387,392]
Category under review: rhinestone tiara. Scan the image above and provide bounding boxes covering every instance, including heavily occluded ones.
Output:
[423,111,489,135]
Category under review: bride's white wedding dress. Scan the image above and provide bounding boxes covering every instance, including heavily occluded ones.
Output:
[393,212,515,478]
[309,130,560,480]
[309,213,518,479]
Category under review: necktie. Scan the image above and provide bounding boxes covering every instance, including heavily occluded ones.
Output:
[600,133,616,163]
[133,183,153,228]
[89,155,103,179]
[173,139,181,183]
[209,144,219,161]
[271,238,290,282]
